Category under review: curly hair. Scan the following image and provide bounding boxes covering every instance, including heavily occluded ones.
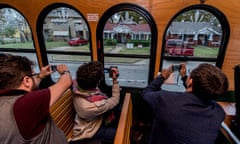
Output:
[190,63,229,100]
[76,61,104,90]
[0,54,34,89]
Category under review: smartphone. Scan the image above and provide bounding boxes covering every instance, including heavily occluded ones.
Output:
[172,64,180,71]
[51,65,57,72]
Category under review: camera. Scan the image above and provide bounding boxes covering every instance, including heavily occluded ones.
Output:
[109,66,119,78]
[51,65,57,72]
[172,64,181,71]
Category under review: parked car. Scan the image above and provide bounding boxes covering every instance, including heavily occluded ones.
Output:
[165,39,194,56]
[68,38,88,46]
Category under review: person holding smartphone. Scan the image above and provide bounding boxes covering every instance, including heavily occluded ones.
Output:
[0,54,72,144]
[69,61,120,144]
[142,63,228,144]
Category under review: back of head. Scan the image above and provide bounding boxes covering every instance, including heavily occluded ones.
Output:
[76,61,104,90]
[0,54,34,89]
[191,63,228,100]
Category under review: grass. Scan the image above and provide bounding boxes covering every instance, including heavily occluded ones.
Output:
[103,46,114,52]
[0,41,34,49]
[192,45,218,57]
[118,47,150,55]
[52,55,91,61]
[0,41,219,58]
[104,57,143,63]
[45,41,91,52]
[45,41,68,49]
[0,41,91,52]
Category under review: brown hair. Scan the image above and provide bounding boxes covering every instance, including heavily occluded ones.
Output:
[0,54,34,89]
[76,61,104,90]
[190,63,229,100]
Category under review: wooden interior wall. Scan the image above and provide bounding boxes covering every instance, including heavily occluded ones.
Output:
[1,0,240,90]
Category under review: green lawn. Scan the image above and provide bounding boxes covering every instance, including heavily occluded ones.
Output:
[0,41,35,49]
[0,41,91,52]
[192,45,219,57]
[111,45,218,57]
[118,47,150,55]
[0,41,219,58]
[45,41,68,49]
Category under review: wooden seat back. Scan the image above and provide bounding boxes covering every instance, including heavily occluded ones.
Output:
[50,89,75,138]
[50,90,132,144]
[114,92,132,144]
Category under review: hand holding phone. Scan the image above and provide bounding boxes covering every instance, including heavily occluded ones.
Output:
[109,66,119,78]
[51,65,57,72]
[172,64,182,72]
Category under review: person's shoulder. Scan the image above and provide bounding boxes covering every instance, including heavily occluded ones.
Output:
[214,102,226,114]
[22,88,50,100]
[28,88,50,95]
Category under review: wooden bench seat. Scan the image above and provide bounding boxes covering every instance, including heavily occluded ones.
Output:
[50,90,132,144]
[50,90,75,138]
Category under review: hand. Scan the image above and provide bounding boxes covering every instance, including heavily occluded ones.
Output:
[160,65,173,80]
[179,63,187,77]
[56,64,70,74]
[110,67,119,80]
[39,65,53,78]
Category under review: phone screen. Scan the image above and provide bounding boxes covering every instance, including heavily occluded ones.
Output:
[51,65,57,72]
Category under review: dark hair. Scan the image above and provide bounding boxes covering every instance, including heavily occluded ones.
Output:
[76,61,104,90]
[0,54,34,89]
[190,63,229,100]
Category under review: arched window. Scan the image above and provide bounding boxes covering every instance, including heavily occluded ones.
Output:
[97,3,157,88]
[161,5,230,91]
[0,6,38,71]
[37,4,91,81]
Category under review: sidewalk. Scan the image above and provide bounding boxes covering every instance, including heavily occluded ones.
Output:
[110,45,123,53]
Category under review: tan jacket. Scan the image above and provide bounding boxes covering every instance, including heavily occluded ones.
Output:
[70,83,120,141]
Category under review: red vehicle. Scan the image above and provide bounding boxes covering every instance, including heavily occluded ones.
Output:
[68,38,88,46]
[165,39,194,56]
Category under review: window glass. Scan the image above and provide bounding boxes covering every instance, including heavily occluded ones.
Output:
[0,8,33,49]
[0,8,38,71]
[42,7,90,81]
[164,9,221,58]
[43,7,89,52]
[162,9,225,92]
[103,11,151,88]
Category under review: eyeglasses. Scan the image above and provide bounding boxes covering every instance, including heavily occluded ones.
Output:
[20,73,40,81]
[27,73,39,77]
[27,73,40,78]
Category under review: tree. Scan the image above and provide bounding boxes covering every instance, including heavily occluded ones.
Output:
[174,9,220,27]
[5,26,16,37]
[109,11,147,24]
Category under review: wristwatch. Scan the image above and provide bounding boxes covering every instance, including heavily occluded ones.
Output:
[113,79,118,84]
[60,70,70,75]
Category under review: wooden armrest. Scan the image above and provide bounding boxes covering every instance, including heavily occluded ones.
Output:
[114,92,132,144]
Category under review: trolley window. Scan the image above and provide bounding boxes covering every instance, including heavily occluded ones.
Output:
[0,7,39,71]
[97,4,157,88]
[161,5,230,92]
[38,5,91,81]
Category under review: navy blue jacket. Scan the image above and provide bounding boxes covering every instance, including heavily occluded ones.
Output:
[142,76,225,144]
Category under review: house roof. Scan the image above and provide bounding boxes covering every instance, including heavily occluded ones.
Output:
[104,23,151,33]
[104,22,222,36]
[167,22,222,35]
